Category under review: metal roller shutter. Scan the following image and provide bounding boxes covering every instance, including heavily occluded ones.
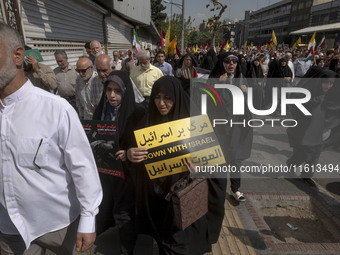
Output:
[105,14,132,53]
[21,0,106,69]
[0,1,4,23]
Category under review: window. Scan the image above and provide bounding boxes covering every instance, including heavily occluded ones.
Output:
[292,4,297,11]
[305,0,312,8]
[298,3,304,10]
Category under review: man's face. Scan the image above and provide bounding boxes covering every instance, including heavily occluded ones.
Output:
[76,61,93,81]
[96,60,112,84]
[138,56,150,70]
[120,51,126,60]
[0,41,17,90]
[86,48,93,57]
[91,42,102,57]
[156,53,165,64]
[55,56,68,70]
[113,52,119,61]
[223,56,238,74]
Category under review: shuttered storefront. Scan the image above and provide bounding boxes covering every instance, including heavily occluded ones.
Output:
[0,1,5,23]
[21,0,106,69]
[138,26,158,51]
[105,14,132,54]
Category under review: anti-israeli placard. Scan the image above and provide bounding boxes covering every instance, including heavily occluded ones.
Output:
[134,115,226,179]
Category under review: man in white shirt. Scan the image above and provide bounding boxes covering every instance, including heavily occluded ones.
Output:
[75,57,103,120]
[112,50,122,70]
[0,22,102,255]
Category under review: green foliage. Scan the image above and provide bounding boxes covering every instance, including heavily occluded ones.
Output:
[151,0,167,30]
[161,13,193,51]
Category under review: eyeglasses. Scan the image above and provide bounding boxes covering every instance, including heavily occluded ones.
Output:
[224,57,238,64]
[76,66,91,73]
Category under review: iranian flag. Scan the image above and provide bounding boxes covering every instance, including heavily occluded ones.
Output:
[304,47,315,62]
[133,29,141,53]
[317,35,326,48]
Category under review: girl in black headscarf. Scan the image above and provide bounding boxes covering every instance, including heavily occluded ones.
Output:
[175,53,199,95]
[93,70,138,254]
[287,68,339,185]
[246,57,265,110]
[127,76,213,255]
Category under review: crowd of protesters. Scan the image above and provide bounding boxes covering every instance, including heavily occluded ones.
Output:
[1,20,340,255]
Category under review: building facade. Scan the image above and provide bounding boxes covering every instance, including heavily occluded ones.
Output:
[0,0,159,69]
[246,0,292,45]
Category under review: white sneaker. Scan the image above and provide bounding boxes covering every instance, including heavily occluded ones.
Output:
[231,191,246,202]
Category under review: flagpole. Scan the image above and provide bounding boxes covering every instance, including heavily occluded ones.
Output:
[181,0,185,54]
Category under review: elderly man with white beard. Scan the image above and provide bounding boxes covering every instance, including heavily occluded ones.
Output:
[0,22,102,255]
[130,50,163,101]
[75,56,103,120]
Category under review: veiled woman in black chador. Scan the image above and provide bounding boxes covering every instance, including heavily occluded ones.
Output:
[127,76,216,255]
[92,70,138,254]
[208,52,253,202]
[246,57,265,110]
[287,67,340,184]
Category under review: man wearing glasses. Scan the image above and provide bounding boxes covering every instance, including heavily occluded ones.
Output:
[75,57,103,120]
[0,22,102,254]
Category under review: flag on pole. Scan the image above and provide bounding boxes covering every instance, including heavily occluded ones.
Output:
[272,30,277,45]
[308,32,316,50]
[304,47,315,62]
[161,29,165,50]
[250,42,253,48]
[292,37,301,48]
[243,41,247,48]
[168,36,177,55]
[132,29,141,53]
[164,23,171,54]
[317,35,325,48]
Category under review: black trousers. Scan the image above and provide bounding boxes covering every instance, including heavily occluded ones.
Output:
[230,159,242,193]
[96,173,137,255]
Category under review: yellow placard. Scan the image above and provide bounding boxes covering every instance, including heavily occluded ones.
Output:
[134,115,225,179]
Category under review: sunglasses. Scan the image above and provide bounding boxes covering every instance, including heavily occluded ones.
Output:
[224,57,238,64]
[76,66,91,73]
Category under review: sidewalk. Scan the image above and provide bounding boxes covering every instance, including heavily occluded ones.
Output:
[212,118,340,255]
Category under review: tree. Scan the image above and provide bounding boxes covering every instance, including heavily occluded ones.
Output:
[161,13,193,53]
[206,0,227,47]
[151,0,167,30]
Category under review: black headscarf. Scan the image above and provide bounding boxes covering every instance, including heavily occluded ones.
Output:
[268,58,292,78]
[200,49,218,70]
[209,52,242,79]
[246,59,264,78]
[93,70,136,140]
[148,76,190,126]
[238,54,249,77]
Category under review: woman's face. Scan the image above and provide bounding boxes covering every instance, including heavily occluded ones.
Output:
[106,82,122,107]
[184,56,192,67]
[254,60,260,66]
[154,92,174,116]
[280,61,287,67]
